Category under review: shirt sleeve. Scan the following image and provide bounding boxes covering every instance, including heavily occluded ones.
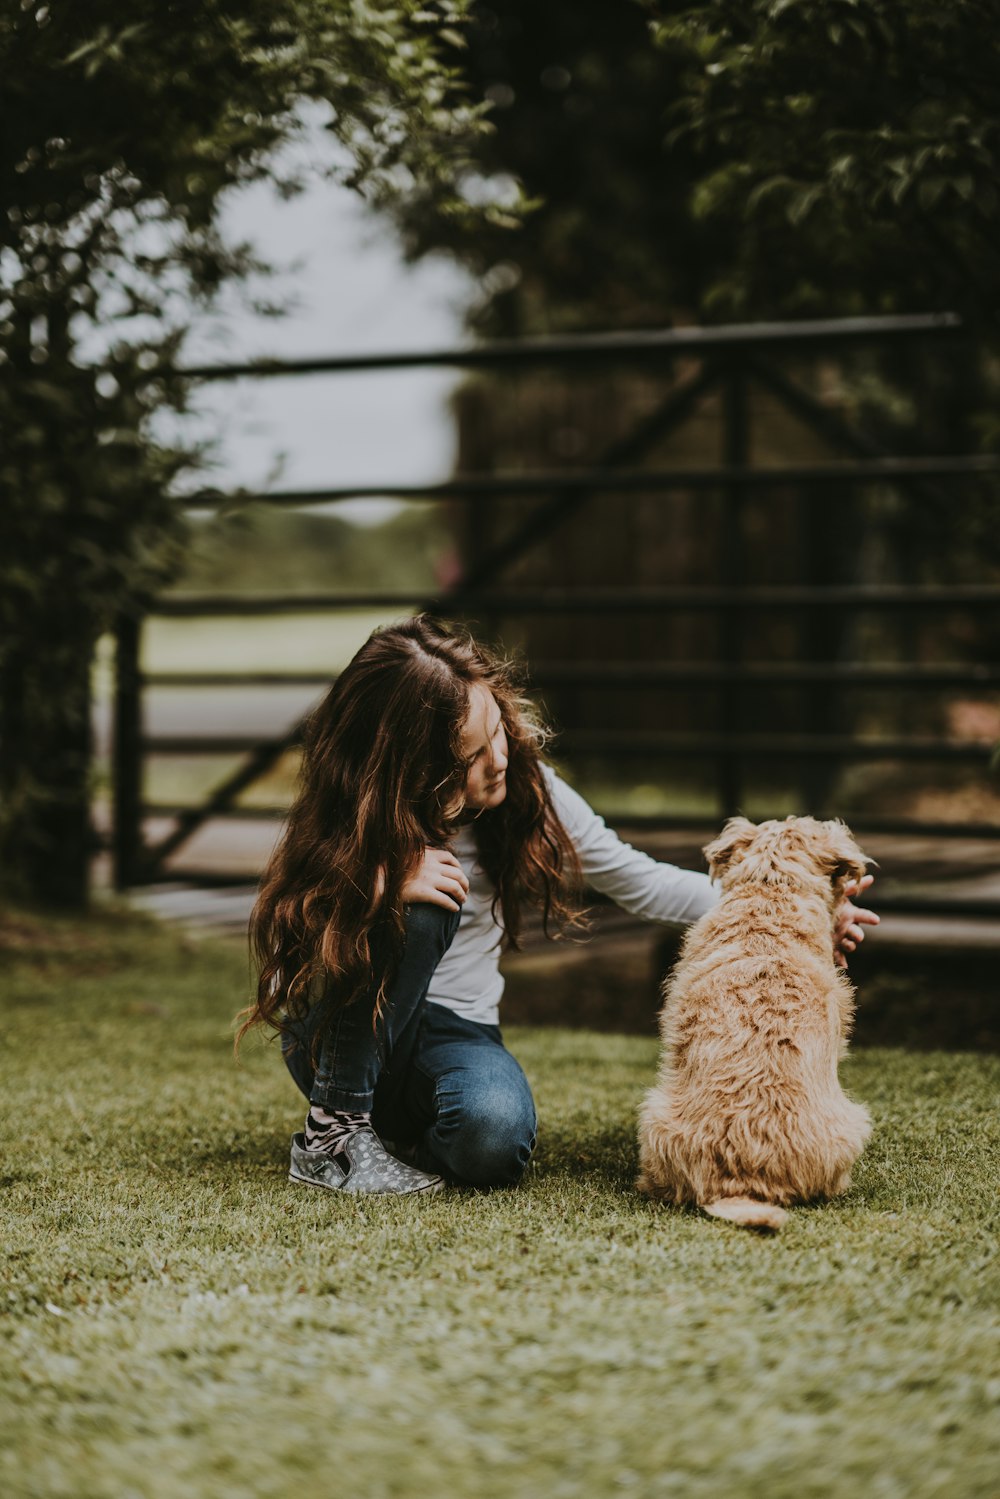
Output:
[545,767,719,925]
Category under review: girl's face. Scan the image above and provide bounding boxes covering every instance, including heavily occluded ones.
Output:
[460,683,509,811]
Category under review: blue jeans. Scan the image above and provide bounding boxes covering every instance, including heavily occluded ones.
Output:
[281,903,536,1187]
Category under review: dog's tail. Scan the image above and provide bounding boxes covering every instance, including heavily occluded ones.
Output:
[702,1196,788,1232]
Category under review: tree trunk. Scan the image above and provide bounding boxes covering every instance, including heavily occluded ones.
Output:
[0,625,94,909]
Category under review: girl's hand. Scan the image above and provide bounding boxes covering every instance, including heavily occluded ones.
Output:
[833,873,879,967]
[400,848,470,913]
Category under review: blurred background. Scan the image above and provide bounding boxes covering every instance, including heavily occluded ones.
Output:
[4,0,1000,1030]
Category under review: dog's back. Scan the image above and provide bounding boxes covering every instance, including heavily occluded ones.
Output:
[637,817,872,1231]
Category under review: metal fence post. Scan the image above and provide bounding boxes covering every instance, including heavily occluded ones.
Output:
[719,359,748,817]
[113,611,143,890]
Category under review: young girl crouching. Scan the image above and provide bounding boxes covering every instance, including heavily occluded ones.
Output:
[237,616,721,1195]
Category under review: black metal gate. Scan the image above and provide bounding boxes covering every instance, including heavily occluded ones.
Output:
[111,313,1000,916]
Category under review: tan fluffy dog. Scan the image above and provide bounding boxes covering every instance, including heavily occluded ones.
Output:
[637,816,872,1231]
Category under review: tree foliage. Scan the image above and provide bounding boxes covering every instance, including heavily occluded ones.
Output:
[378,0,1000,784]
[0,0,493,906]
[382,0,1000,339]
[646,0,1000,328]
[643,0,1000,567]
[381,1,1000,564]
[383,0,708,332]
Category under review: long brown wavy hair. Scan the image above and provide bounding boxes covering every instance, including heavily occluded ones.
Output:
[236,615,583,1048]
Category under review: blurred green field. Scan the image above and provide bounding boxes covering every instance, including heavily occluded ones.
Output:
[92,610,736,818]
[94,607,414,693]
[89,607,1000,828]
[139,607,412,676]
[92,609,415,810]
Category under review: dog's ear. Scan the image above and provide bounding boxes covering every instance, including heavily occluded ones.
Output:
[703,817,758,879]
[816,819,870,890]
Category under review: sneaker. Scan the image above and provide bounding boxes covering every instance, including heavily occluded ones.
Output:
[380,1137,419,1167]
[288,1128,444,1196]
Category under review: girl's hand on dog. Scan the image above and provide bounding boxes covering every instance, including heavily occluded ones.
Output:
[833,873,879,967]
[400,848,470,912]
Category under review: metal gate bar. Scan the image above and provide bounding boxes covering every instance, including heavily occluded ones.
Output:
[113,313,1000,904]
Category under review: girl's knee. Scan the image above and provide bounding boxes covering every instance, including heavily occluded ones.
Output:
[403,901,461,956]
[434,1086,537,1187]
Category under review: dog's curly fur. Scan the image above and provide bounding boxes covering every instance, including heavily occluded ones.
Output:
[637,816,873,1231]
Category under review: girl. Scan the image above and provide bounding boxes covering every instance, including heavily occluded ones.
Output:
[238,615,875,1195]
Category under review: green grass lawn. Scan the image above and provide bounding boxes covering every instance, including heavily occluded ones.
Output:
[2,907,998,1499]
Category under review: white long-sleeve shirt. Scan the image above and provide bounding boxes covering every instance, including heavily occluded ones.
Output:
[427,766,718,1025]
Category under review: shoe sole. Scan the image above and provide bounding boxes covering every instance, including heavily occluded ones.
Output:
[288,1169,444,1196]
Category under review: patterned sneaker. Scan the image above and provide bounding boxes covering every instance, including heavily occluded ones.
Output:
[288,1128,444,1196]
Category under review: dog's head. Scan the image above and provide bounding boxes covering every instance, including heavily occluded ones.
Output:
[704,815,870,904]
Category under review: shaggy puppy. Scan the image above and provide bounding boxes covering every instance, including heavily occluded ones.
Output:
[637,816,872,1231]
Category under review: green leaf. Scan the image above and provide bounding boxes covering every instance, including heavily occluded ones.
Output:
[917,177,947,210]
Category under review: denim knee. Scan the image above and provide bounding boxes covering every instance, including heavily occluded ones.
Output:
[403,900,461,958]
[293,901,461,1113]
[433,1080,537,1188]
